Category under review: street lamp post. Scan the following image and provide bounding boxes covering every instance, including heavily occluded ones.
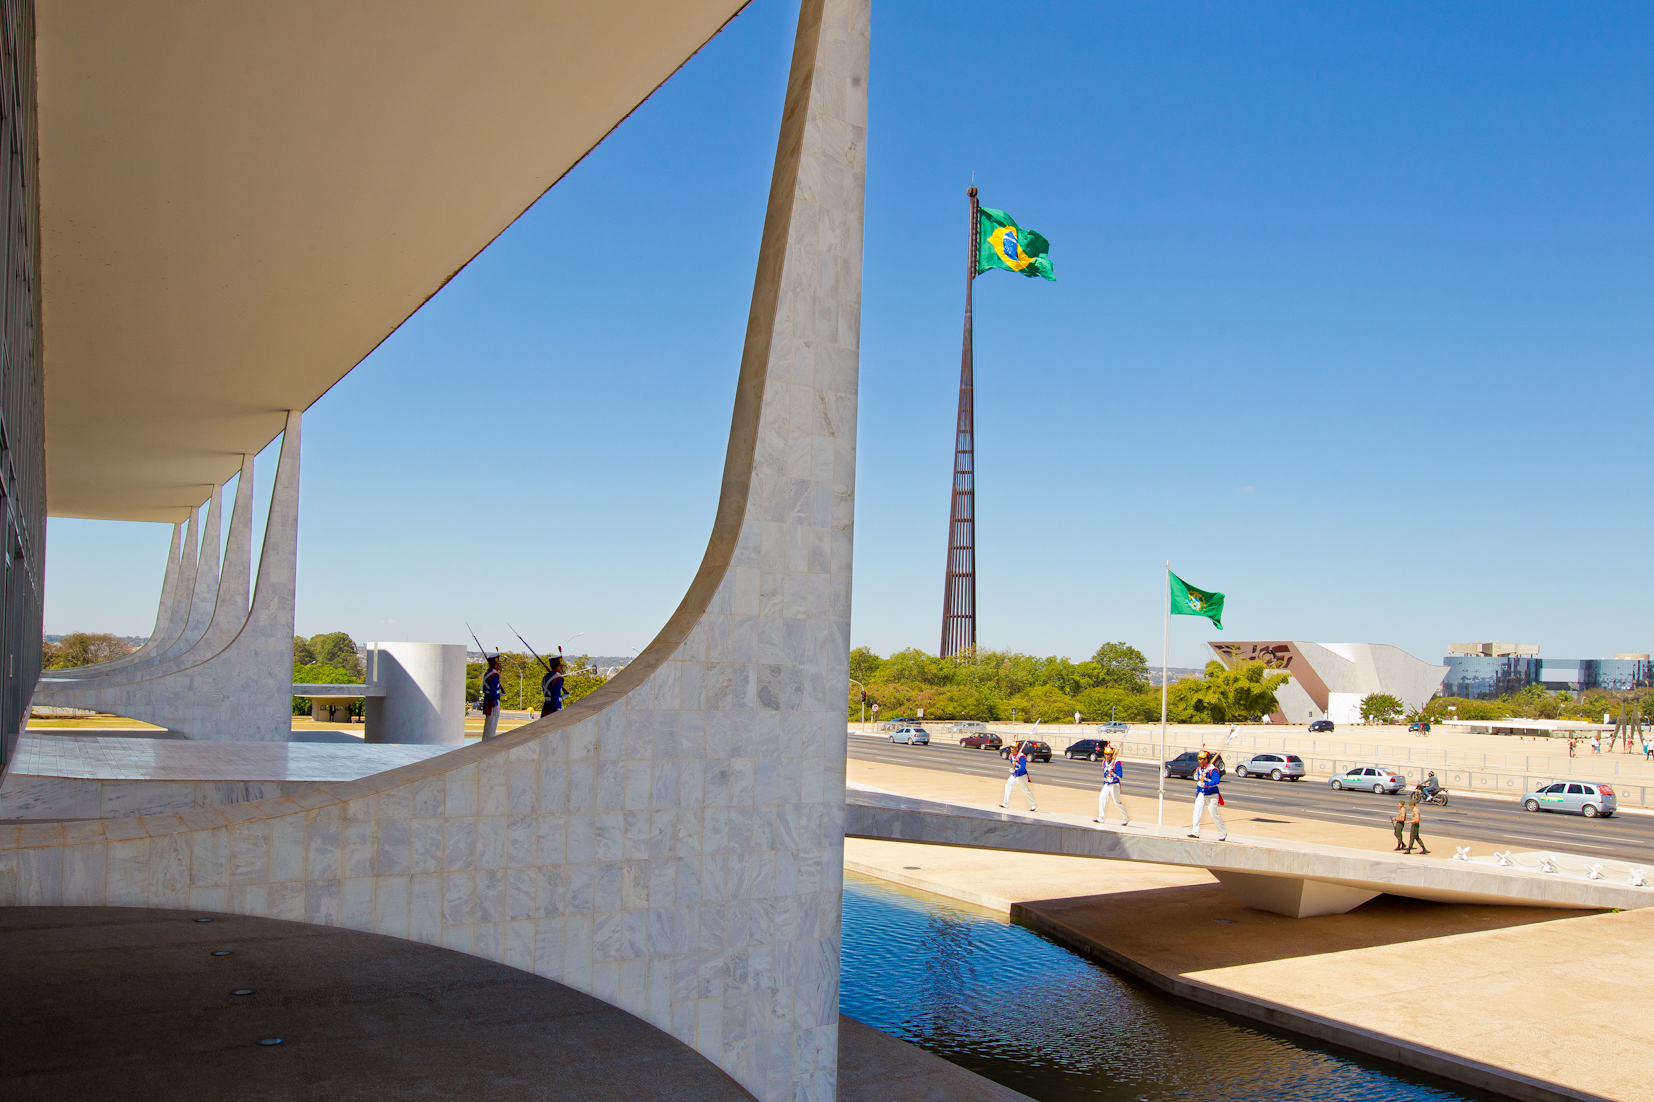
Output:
[848,678,866,728]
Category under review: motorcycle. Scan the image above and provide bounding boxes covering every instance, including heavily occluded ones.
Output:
[1413,783,1449,807]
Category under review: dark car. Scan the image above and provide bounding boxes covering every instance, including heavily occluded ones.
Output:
[1064,738,1113,761]
[1162,750,1225,779]
[959,732,1003,751]
[1308,719,1335,733]
[1000,740,1053,763]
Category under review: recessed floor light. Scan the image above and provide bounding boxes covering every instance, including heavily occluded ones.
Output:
[903,866,920,870]
[256,1038,283,1046]
[232,989,254,996]
[1213,918,1238,924]
[211,950,233,957]
[194,917,214,923]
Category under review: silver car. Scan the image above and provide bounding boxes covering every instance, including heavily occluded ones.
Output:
[1233,752,1306,781]
[1329,765,1407,794]
[1099,721,1130,736]
[1522,781,1616,818]
[889,726,930,746]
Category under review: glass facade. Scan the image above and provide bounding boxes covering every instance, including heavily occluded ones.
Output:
[1442,655,1653,699]
[0,0,43,770]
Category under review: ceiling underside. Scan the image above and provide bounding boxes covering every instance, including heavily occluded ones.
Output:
[40,0,747,521]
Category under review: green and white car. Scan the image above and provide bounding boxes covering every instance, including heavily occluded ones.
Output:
[1522,781,1616,818]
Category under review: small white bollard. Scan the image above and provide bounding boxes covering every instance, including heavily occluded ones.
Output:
[1538,856,1559,874]
[1495,851,1514,866]
[1631,868,1647,888]
[1586,863,1604,881]
[1453,846,1471,862]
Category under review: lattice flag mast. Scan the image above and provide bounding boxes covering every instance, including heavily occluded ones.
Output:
[940,189,1055,658]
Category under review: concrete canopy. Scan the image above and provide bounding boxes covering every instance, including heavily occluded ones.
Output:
[39,0,747,522]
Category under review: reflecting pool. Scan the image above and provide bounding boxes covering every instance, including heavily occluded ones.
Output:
[840,872,1508,1102]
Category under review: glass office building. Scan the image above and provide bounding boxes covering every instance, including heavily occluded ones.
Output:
[1441,655,1653,699]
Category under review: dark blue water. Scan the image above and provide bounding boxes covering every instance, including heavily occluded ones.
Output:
[840,872,1506,1102]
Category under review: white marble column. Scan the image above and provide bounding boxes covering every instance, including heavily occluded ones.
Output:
[33,416,300,740]
[2,4,865,1101]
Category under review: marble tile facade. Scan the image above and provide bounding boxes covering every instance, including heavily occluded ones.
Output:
[1,2,866,1100]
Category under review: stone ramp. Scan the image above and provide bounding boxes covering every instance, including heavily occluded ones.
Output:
[0,734,458,820]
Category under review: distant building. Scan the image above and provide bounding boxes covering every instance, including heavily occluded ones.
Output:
[1447,642,1539,657]
[1442,647,1653,699]
[1209,642,1447,725]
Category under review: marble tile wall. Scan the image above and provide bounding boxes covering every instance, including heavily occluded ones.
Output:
[1,2,865,1100]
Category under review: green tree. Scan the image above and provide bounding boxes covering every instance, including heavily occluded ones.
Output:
[308,632,362,678]
[1006,683,1080,723]
[1358,692,1404,723]
[1089,642,1151,691]
[848,646,884,684]
[292,662,357,716]
[42,632,134,668]
[1186,661,1290,723]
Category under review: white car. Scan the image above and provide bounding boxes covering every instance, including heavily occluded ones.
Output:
[1329,765,1406,794]
[889,726,929,746]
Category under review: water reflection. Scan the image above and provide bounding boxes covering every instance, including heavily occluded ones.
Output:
[841,872,1506,1102]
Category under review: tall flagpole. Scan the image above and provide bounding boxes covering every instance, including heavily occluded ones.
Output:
[1158,561,1170,825]
[940,187,980,658]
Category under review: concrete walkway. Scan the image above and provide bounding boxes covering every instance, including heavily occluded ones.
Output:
[0,906,1029,1102]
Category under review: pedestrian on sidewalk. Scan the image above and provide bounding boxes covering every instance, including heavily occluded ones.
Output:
[1391,800,1407,851]
[480,654,504,740]
[1568,737,1577,758]
[1189,750,1227,841]
[1592,733,1601,754]
[1095,745,1129,826]
[1001,742,1038,812]
[1405,800,1429,855]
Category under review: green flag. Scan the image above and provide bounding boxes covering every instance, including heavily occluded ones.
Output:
[976,206,1055,281]
[1169,571,1224,630]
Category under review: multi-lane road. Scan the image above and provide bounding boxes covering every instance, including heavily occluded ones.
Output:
[849,734,1654,864]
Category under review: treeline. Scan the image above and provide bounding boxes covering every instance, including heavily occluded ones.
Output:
[465,653,605,713]
[1420,684,1653,723]
[42,632,134,668]
[293,631,364,716]
[849,643,1291,725]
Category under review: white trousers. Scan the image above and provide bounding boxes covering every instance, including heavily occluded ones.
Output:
[1003,774,1036,810]
[1098,782,1129,823]
[1192,792,1226,836]
[482,706,500,741]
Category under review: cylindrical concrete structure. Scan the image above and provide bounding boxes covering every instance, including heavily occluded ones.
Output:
[363,642,465,745]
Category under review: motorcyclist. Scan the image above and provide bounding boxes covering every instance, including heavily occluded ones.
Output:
[1417,771,1442,800]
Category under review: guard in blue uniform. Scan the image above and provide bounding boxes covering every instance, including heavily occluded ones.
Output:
[480,654,504,740]
[539,653,566,718]
[1190,750,1227,841]
[1000,743,1038,811]
[1095,745,1129,825]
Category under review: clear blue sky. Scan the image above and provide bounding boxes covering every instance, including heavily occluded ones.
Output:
[45,0,1654,668]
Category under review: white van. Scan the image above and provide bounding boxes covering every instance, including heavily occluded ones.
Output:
[945,721,988,734]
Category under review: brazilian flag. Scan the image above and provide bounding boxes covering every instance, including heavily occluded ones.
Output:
[1169,571,1224,630]
[975,206,1055,281]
